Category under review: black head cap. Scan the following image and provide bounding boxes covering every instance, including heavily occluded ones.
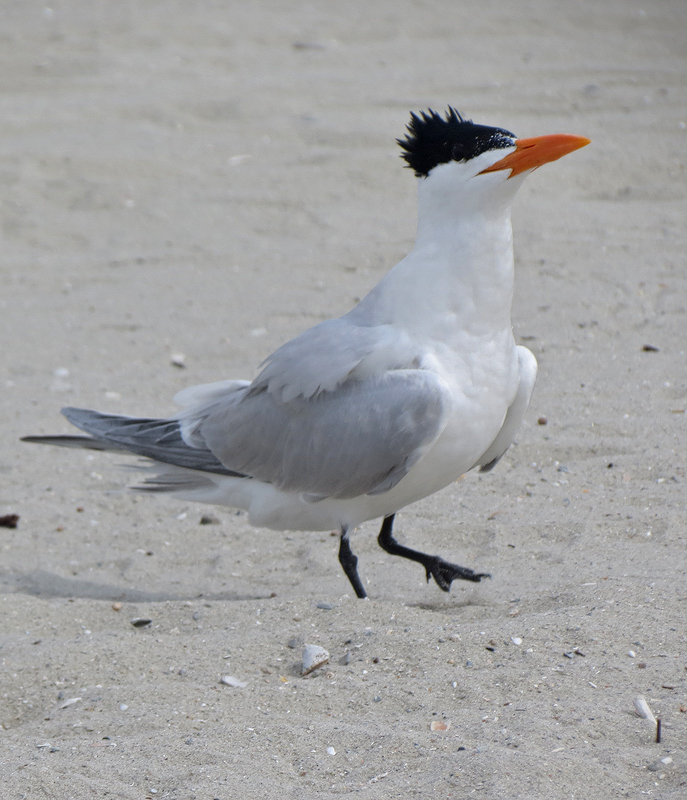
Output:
[398,107,516,178]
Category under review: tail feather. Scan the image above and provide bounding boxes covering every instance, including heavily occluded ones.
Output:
[135,466,219,493]
[21,434,128,452]
[23,407,246,478]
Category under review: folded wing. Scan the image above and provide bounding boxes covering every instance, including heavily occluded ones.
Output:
[196,368,451,499]
[30,365,451,502]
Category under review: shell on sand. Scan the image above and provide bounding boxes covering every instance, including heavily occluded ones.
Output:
[302,645,329,676]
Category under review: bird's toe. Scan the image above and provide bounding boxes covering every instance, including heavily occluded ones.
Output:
[425,556,490,591]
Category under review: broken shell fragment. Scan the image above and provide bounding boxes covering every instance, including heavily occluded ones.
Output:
[634,695,656,725]
[301,644,329,676]
[220,675,247,688]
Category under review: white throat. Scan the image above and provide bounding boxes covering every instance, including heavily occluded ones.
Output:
[354,161,527,343]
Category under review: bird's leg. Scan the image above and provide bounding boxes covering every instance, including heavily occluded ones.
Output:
[338,527,368,599]
[377,514,491,592]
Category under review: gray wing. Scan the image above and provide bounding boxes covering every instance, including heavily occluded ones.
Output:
[252,317,417,401]
[33,369,451,500]
[198,369,451,499]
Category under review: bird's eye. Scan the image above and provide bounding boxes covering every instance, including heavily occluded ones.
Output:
[451,144,464,161]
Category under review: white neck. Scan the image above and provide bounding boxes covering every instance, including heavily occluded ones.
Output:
[353,165,525,344]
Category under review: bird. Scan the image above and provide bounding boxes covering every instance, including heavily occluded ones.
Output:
[22,108,590,599]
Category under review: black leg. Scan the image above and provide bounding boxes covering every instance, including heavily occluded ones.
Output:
[338,528,367,599]
[377,514,491,592]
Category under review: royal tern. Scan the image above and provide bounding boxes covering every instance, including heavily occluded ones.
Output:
[23,108,589,598]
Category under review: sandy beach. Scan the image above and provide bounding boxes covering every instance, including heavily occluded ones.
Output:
[1,1,686,797]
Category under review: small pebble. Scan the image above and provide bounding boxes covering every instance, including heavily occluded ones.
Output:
[537,416,548,425]
[302,645,329,676]
[326,746,336,756]
[220,675,247,688]
[119,704,128,711]
[199,514,220,525]
[130,618,152,628]
[0,513,19,528]
[170,353,186,368]
[511,637,522,645]
[112,602,122,612]
[628,650,636,658]
[316,602,335,610]
[430,720,451,732]
[293,41,326,51]
[647,756,672,772]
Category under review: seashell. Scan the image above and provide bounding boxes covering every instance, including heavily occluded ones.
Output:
[301,644,329,676]
[220,675,247,688]
[633,695,656,724]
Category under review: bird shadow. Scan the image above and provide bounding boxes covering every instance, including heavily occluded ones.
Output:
[406,595,493,612]
[0,568,269,603]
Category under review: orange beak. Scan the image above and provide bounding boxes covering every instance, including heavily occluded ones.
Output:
[479,133,591,178]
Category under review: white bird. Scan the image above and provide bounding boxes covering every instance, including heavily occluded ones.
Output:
[23,108,589,598]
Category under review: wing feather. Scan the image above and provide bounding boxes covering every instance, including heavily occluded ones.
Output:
[199,369,451,498]
[252,317,416,401]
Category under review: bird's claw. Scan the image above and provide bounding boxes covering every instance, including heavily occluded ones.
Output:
[424,555,491,592]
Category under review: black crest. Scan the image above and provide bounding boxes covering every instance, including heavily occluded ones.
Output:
[398,107,516,178]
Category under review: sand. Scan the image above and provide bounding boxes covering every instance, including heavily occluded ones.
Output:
[1,1,686,797]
